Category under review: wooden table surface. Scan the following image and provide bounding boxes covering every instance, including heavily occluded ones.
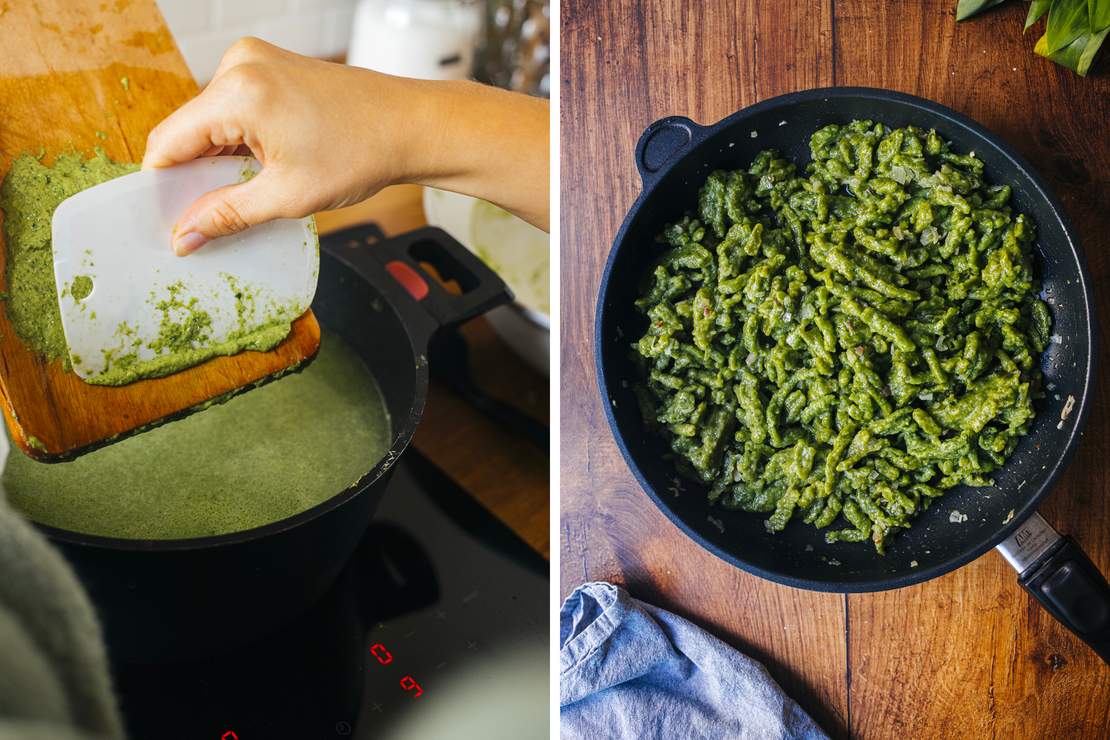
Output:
[318,189,551,557]
[560,1,1110,737]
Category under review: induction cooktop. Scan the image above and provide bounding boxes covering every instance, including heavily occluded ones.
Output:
[112,451,549,740]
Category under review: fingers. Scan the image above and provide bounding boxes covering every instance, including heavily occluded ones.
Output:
[200,144,252,158]
[143,64,266,169]
[212,36,275,79]
[143,88,243,169]
[171,170,298,255]
[145,38,278,170]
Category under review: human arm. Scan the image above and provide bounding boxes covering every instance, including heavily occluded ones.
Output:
[142,38,550,255]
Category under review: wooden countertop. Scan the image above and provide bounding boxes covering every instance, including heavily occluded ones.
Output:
[317,187,550,558]
[560,1,1110,737]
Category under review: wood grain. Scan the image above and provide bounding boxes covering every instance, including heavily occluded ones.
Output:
[834,2,1110,737]
[0,0,319,460]
[561,0,1110,737]
[560,1,848,734]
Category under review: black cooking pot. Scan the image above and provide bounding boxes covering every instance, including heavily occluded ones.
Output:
[596,88,1110,659]
[39,224,510,662]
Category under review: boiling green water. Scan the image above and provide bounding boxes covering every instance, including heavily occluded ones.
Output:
[3,330,392,540]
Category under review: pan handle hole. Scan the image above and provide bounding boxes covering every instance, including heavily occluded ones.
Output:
[410,239,479,293]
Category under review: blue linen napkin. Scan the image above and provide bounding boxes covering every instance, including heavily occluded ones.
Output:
[560,581,828,740]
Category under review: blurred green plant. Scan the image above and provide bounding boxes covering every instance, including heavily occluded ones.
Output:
[956,0,1110,75]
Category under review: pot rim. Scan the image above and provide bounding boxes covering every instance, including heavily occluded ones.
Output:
[34,254,429,553]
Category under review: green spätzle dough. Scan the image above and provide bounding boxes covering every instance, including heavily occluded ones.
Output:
[632,120,1049,553]
[0,150,306,385]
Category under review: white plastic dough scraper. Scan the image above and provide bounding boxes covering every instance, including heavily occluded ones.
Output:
[51,156,318,384]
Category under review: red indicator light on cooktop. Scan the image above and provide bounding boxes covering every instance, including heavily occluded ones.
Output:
[371,643,424,698]
[370,643,393,665]
[221,732,238,740]
[400,675,424,698]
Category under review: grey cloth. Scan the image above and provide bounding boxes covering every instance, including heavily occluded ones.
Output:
[560,581,828,740]
[0,434,124,739]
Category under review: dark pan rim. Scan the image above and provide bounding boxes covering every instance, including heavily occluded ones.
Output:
[595,86,1098,593]
[32,255,429,553]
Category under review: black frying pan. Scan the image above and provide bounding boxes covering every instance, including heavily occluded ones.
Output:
[595,88,1110,660]
[38,224,511,662]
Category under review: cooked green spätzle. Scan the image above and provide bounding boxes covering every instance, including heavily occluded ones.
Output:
[632,120,1049,552]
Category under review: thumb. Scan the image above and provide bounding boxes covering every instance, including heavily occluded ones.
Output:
[171,170,287,256]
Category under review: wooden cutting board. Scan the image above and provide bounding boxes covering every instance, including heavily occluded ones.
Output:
[0,0,320,460]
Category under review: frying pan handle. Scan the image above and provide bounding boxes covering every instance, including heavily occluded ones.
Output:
[369,226,514,339]
[1020,536,1110,663]
[635,116,709,188]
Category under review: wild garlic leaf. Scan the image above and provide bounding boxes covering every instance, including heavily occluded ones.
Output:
[1036,23,1110,73]
[1046,0,1092,53]
[1091,0,1110,32]
[1077,25,1110,72]
[1026,0,1053,30]
[956,0,1010,21]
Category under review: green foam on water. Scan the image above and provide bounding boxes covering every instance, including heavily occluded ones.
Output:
[3,330,392,540]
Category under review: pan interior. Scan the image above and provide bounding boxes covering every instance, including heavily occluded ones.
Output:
[599,91,1093,589]
[4,253,409,542]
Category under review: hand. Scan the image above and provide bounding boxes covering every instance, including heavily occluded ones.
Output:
[144,38,549,255]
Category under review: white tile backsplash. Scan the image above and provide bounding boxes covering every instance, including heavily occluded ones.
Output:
[176,29,244,83]
[158,0,358,82]
[157,0,213,35]
[292,0,344,11]
[252,14,325,57]
[216,0,290,26]
[320,5,357,58]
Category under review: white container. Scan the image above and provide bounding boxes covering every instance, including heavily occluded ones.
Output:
[347,0,483,81]
[423,188,550,376]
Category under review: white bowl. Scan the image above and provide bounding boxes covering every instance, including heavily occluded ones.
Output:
[422,188,550,375]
